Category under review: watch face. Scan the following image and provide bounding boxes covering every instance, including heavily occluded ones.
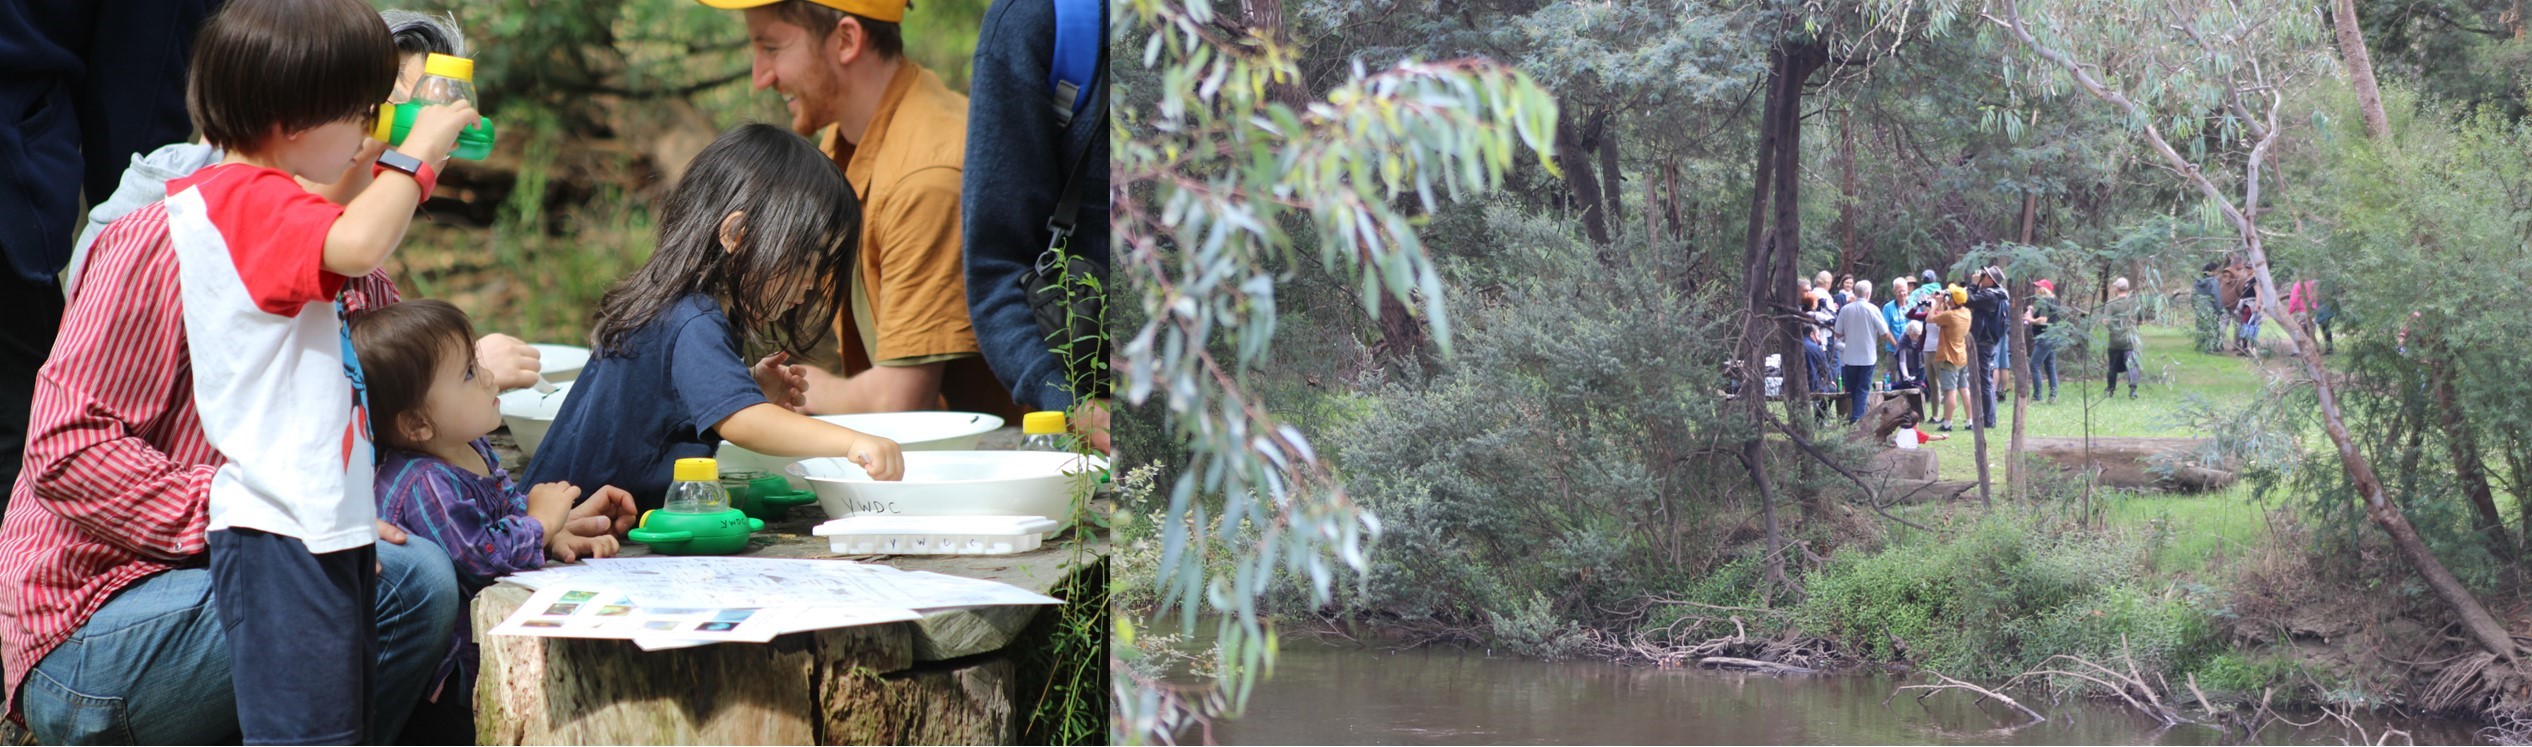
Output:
[377,150,421,174]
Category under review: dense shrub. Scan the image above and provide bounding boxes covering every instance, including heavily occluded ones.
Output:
[1795,512,2221,680]
[1297,205,1764,644]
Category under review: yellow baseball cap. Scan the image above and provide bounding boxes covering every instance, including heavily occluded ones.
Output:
[695,0,907,23]
[1947,285,1968,305]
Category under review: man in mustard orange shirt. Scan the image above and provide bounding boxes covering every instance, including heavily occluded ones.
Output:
[698,0,1022,422]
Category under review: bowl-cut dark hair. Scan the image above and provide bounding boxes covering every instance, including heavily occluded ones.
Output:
[187,0,398,151]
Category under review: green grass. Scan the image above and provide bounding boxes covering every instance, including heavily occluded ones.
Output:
[1911,321,2292,467]
[1870,320,2310,580]
[2096,484,2273,576]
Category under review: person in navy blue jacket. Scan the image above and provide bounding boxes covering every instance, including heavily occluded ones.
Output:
[960,0,1110,452]
[0,0,223,513]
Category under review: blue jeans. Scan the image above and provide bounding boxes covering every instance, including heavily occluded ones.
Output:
[2030,337,2059,397]
[21,536,460,745]
[1972,339,2000,427]
[1842,364,1875,423]
[210,529,376,745]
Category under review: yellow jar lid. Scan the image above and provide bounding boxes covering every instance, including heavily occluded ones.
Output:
[1023,411,1066,435]
[423,53,474,81]
[370,103,396,142]
[673,457,719,483]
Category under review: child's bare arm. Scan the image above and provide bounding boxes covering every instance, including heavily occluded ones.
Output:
[321,100,478,277]
[716,403,905,480]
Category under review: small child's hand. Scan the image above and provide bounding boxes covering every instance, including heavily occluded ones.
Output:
[751,352,811,413]
[526,481,581,520]
[394,99,481,166]
[848,435,904,481]
[547,528,619,564]
[574,485,641,537]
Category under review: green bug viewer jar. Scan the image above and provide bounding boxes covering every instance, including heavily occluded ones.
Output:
[628,458,763,555]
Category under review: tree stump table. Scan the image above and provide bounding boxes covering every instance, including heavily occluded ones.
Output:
[471,427,1105,745]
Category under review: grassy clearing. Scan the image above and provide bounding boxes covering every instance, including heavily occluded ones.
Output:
[2095,484,2275,577]
[1912,320,2296,467]
[1864,319,2312,583]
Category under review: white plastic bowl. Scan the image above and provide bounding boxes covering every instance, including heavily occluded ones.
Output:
[789,451,1107,525]
[717,411,1005,488]
[531,344,591,382]
[497,381,573,458]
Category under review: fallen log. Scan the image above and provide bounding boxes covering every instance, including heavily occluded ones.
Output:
[2017,437,2236,492]
[1825,478,1979,505]
[1700,656,1817,675]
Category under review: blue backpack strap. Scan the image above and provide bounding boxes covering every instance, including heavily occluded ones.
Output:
[1048,0,1100,126]
[336,297,372,442]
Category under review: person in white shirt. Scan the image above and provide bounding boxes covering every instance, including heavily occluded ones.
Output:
[1834,281,1897,424]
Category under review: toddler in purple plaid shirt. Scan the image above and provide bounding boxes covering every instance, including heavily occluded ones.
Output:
[348,300,635,712]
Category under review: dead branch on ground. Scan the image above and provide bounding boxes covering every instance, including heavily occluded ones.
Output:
[1888,671,2046,727]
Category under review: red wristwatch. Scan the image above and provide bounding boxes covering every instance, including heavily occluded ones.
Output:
[374,150,437,203]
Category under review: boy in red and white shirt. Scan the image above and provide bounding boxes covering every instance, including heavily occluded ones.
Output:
[169,0,476,742]
[1891,412,1950,450]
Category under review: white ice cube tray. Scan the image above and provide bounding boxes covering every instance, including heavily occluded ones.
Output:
[812,515,1060,555]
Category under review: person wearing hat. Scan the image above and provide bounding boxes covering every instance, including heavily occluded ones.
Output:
[702,0,1023,422]
[2103,276,2144,398]
[2025,279,2063,403]
[1926,288,1975,430]
[1905,269,1941,309]
[1963,266,2012,428]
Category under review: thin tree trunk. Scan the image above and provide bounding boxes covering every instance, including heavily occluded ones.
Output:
[2009,187,2039,502]
[2329,0,2391,139]
[1839,110,1858,276]
[2397,386,2426,502]
[1558,108,1610,246]
[1971,345,1993,508]
[1238,0,1309,108]
[1768,45,1828,520]
[1665,158,1683,241]
[2433,358,2515,563]
[1644,160,1660,250]
[1739,439,1786,601]
[1601,122,1624,239]
[1737,47,1792,590]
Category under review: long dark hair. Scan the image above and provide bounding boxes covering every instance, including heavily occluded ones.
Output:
[590,124,858,357]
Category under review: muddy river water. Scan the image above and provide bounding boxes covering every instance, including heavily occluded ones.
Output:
[1208,642,2485,745]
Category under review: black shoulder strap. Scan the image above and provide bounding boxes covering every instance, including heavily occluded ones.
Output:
[1043,38,1108,246]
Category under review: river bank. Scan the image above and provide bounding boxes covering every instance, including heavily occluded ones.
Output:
[1115,320,2532,740]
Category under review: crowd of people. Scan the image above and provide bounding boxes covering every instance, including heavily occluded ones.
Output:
[1797,263,2162,440]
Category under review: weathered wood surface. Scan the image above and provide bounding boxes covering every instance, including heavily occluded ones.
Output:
[1866,447,1938,481]
[2019,436,2237,492]
[472,522,1104,745]
[821,657,1014,745]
